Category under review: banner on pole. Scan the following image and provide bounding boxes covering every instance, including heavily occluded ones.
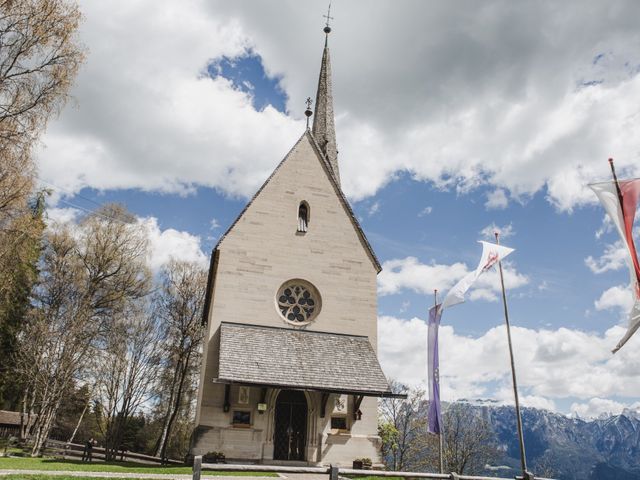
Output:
[441,241,515,310]
[590,178,640,353]
[427,303,443,435]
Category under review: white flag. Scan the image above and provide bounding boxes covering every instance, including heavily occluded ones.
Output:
[613,301,640,354]
[442,241,515,310]
[589,179,640,353]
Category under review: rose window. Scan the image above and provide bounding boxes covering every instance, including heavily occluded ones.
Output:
[277,281,321,324]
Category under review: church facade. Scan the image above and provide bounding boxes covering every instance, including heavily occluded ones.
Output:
[192,25,399,466]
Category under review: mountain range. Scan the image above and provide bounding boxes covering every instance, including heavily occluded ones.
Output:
[463,401,640,480]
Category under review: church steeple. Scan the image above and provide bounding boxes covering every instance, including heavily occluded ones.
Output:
[312,7,340,185]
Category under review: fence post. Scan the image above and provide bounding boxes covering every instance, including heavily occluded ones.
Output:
[329,465,339,480]
[449,473,460,480]
[192,455,202,480]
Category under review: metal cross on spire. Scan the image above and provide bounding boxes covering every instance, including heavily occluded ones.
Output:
[323,1,334,34]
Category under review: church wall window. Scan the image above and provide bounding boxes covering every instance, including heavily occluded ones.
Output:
[276,279,321,325]
[297,201,309,233]
[330,416,348,430]
[232,410,251,427]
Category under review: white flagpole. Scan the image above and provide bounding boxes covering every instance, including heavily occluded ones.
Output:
[495,232,528,478]
[434,289,444,475]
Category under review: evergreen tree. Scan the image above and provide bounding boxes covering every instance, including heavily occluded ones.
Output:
[0,193,45,408]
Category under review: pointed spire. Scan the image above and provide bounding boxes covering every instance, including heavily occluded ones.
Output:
[312,5,340,185]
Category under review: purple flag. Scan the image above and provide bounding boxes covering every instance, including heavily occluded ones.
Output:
[427,303,443,435]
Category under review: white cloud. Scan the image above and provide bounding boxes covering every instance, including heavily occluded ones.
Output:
[140,217,207,272]
[46,207,82,225]
[367,201,380,216]
[36,1,640,211]
[45,207,209,273]
[570,397,631,419]
[210,218,221,230]
[519,395,557,412]
[594,285,634,313]
[585,242,628,274]
[485,189,508,210]
[378,315,640,413]
[37,0,301,200]
[595,215,613,239]
[378,256,528,302]
[377,257,467,296]
[418,206,433,217]
[480,222,515,240]
[586,227,639,273]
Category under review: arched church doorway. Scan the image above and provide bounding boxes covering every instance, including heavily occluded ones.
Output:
[273,390,307,461]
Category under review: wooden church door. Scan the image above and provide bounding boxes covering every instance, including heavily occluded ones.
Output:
[273,390,308,461]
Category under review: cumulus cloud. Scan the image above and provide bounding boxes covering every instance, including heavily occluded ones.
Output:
[378,315,640,413]
[594,285,634,313]
[46,207,82,226]
[585,241,628,274]
[37,0,302,200]
[44,208,207,273]
[485,189,509,210]
[378,256,528,302]
[377,257,467,296]
[36,1,640,211]
[569,397,634,419]
[480,222,515,240]
[139,217,207,272]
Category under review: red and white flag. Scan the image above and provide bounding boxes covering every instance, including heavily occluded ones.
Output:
[590,177,640,353]
[441,241,515,310]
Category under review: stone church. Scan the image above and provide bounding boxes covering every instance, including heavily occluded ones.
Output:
[192,23,399,466]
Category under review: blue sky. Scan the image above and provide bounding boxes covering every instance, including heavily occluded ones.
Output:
[38,1,640,418]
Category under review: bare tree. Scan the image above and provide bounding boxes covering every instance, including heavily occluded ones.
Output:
[153,260,206,461]
[379,387,499,476]
[15,204,150,456]
[0,0,84,155]
[0,0,84,409]
[416,403,499,475]
[95,303,161,460]
[378,381,426,471]
[0,0,84,228]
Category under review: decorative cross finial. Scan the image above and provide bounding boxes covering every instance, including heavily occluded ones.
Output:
[304,97,313,129]
[323,1,333,34]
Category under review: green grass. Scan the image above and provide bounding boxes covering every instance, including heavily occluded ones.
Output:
[345,477,403,480]
[1,476,172,480]
[0,456,277,476]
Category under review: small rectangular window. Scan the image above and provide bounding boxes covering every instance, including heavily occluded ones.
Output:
[232,410,251,426]
[298,202,309,233]
[331,416,347,430]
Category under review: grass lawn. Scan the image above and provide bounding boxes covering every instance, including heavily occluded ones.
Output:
[0,456,277,476]
[1,476,172,480]
[345,477,403,480]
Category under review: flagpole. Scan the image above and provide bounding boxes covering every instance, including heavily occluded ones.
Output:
[434,289,444,475]
[608,158,624,205]
[494,232,528,478]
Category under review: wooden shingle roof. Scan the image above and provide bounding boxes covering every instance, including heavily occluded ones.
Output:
[217,322,399,397]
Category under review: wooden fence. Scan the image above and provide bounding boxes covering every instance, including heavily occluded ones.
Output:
[191,457,555,480]
[41,439,183,465]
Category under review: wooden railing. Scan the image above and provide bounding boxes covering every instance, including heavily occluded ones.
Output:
[191,457,555,480]
[42,439,182,465]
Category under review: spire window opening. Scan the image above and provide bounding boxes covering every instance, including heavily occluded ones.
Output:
[297,202,309,233]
